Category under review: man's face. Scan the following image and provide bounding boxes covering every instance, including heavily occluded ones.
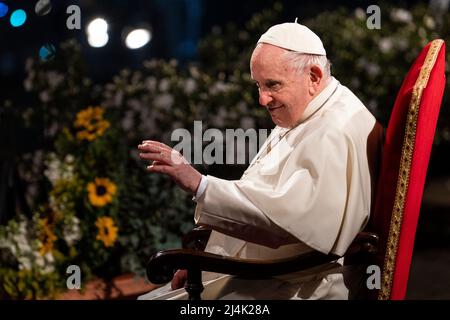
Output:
[250,44,313,128]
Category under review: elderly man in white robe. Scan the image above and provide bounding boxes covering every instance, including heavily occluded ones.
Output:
[137,22,381,300]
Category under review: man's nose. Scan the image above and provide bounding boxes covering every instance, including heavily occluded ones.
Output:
[259,90,273,107]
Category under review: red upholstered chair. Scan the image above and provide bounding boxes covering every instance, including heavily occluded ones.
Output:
[146,39,446,300]
[369,39,446,300]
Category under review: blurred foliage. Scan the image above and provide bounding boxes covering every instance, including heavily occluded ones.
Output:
[305,4,450,142]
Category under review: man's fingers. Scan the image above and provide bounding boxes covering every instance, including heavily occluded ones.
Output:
[140,141,171,152]
[147,163,173,175]
[171,269,187,290]
[138,144,162,153]
[139,152,165,161]
[140,150,178,167]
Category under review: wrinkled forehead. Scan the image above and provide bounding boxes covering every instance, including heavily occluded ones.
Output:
[251,43,288,61]
[250,43,288,72]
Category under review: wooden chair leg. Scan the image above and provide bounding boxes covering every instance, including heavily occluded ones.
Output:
[185,269,204,300]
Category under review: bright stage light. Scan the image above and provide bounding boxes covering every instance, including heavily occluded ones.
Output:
[87,33,109,48]
[87,18,108,35]
[125,28,151,49]
[86,18,109,48]
[35,0,52,16]
[0,2,8,18]
[10,9,27,27]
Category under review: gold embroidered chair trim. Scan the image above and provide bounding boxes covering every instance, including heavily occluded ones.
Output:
[378,39,444,300]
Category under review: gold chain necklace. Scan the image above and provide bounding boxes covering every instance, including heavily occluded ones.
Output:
[250,126,295,166]
[265,127,293,154]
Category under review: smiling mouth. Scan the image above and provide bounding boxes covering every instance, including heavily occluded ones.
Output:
[268,105,284,112]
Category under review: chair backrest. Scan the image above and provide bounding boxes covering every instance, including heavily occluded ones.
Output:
[369,39,446,300]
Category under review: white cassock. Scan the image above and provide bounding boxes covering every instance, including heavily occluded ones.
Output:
[139,77,381,300]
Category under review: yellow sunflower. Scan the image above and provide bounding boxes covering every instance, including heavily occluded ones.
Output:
[87,178,117,207]
[38,218,57,256]
[95,216,118,247]
[74,106,110,141]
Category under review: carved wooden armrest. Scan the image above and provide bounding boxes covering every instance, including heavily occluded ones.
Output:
[146,231,378,300]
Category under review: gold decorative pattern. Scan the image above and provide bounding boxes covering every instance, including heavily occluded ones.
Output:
[378,39,444,300]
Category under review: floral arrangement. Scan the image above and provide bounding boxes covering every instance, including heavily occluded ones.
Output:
[1,101,196,299]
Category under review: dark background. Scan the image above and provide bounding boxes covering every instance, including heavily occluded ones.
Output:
[0,0,428,97]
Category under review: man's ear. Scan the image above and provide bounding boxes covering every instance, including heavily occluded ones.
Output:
[308,65,324,95]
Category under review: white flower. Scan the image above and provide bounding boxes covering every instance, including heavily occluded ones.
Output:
[46,71,65,89]
[121,110,135,131]
[184,78,197,95]
[0,237,17,256]
[44,153,75,186]
[143,60,158,69]
[24,77,33,91]
[120,69,131,78]
[354,8,366,20]
[14,234,32,254]
[169,59,178,67]
[42,252,55,274]
[44,153,62,186]
[153,94,174,109]
[61,165,74,181]
[63,216,81,246]
[424,16,436,29]
[18,220,27,235]
[34,251,45,268]
[365,62,381,78]
[145,77,157,92]
[189,66,201,79]
[39,91,51,103]
[113,90,124,107]
[390,8,412,23]
[127,98,145,112]
[379,37,394,54]
[209,81,230,95]
[18,256,32,270]
[65,154,75,163]
[159,78,170,92]
[131,71,142,85]
[0,217,45,269]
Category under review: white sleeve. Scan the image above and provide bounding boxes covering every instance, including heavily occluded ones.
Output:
[192,175,208,202]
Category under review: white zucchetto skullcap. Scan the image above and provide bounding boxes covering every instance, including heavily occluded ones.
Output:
[257,22,326,56]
